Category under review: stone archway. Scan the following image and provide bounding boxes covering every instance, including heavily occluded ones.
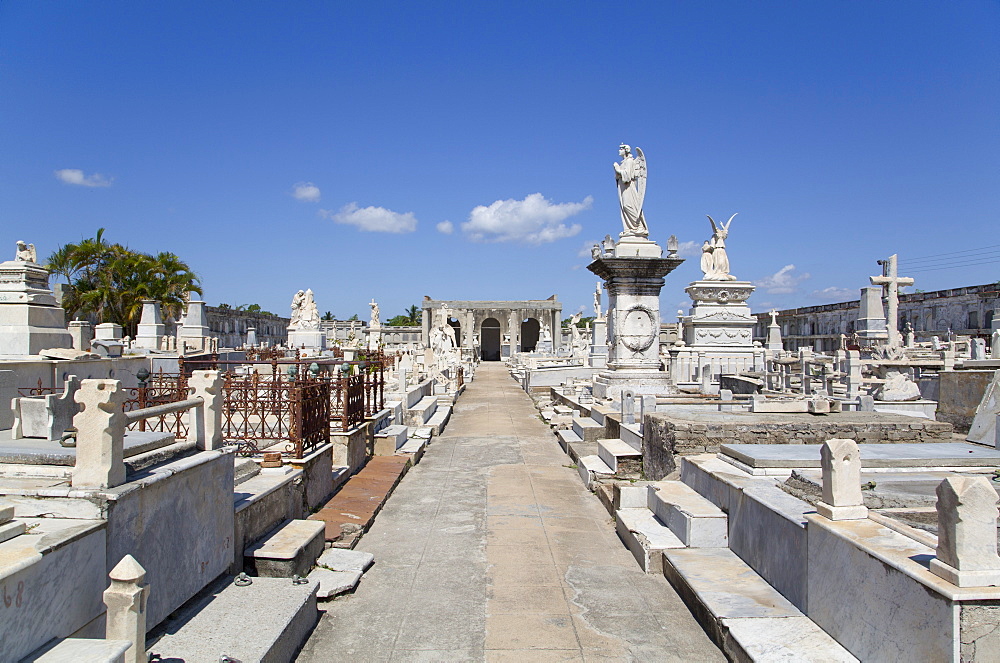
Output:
[448,318,461,347]
[481,318,501,361]
[520,318,540,352]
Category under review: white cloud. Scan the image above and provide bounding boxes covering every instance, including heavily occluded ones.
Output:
[462,193,592,244]
[577,239,599,258]
[320,203,417,233]
[811,286,857,302]
[755,264,811,294]
[436,220,454,234]
[54,169,112,187]
[676,240,701,258]
[292,182,321,202]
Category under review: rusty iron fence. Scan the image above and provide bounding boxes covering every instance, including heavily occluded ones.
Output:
[123,371,190,438]
[17,379,62,398]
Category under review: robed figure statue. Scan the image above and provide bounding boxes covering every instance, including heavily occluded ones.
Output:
[614,144,648,237]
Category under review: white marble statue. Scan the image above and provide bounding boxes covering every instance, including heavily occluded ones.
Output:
[369,299,380,327]
[290,290,306,329]
[614,144,648,237]
[15,240,36,263]
[594,281,603,319]
[700,214,738,281]
[290,289,320,330]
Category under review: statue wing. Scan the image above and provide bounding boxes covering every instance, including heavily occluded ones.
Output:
[707,215,719,234]
[635,147,647,205]
[724,213,738,231]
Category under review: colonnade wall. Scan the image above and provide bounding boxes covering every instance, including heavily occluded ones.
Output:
[421,298,562,354]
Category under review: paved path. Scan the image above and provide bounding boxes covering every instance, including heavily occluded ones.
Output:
[298,362,723,662]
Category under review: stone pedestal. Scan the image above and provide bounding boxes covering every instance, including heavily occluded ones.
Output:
[536,340,553,354]
[69,320,93,351]
[134,300,165,350]
[0,259,73,355]
[288,328,327,351]
[856,286,888,342]
[766,321,782,351]
[680,280,757,389]
[181,299,210,339]
[589,239,683,400]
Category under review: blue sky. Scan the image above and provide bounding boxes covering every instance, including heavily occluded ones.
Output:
[2,2,997,321]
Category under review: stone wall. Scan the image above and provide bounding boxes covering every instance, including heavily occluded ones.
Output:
[205,307,288,348]
[643,412,953,479]
[753,281,999,352]
[937,369,996,434]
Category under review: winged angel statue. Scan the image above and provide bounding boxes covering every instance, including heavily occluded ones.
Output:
[614,144,648,237]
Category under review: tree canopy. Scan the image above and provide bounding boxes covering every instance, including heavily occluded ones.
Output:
[47,229,201,336]
[386,305,422,327]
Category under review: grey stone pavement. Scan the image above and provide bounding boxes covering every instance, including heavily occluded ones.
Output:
[298,362,723,662]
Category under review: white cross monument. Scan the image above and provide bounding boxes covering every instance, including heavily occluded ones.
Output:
[870,254,913,348]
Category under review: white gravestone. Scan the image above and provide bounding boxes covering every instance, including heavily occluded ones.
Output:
[968,369,1000,447]
[815,439,868,520]
[929,475,1000,587]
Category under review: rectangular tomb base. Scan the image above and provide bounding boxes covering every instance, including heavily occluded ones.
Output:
[720,442,1000,470]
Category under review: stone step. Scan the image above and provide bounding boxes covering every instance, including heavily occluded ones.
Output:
[374,424,408,456]
[615,507,684,574]
[619,422,642,452]
[244,518,326,578]
[648,481,728,548]
[576,454,613,491]
[396,436,426,463]
[662,548,856,662]
[33,638,131,662]
[149,575,319,663]
[572,416,604,443]
[425,404,452,435]
[405,396,438,426]
[307,548,375,599]
[597,438,642,473]
[555,428,582,453]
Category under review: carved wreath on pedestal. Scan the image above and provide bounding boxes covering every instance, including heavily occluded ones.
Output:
[617,304,658,353]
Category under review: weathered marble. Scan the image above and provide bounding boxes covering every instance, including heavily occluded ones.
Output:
[816,439,868,521]
[72,379,128,489]
[0,519,107,662]
[930,475,1000,587]
[103,555,149,663]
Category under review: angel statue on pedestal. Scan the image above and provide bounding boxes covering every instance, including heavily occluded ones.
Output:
[700,214,738,281]
[614,144,648,238]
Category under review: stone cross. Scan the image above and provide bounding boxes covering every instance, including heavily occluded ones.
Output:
[72,379,127,489]
[929,475,1000,587]
[816,438,868,520]
[103,554,149,663]
[870,254,913,347]
[188,370,223,450]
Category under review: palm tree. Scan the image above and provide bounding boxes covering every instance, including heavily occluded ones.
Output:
[404,305,421,325]
[46,230,200,335]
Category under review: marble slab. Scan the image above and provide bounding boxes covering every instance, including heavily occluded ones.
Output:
[721,442,1000,469]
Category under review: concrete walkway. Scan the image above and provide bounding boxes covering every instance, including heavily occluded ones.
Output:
[298,362,723,662]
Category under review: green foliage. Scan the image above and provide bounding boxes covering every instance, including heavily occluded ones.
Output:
[348,313,359,321]
[47,228,201,336]
[321,311,335,321]
[404,304,422,325]
[385,314,413,326]
[562,316,595,328]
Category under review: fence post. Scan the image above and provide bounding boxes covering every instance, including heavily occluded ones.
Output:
[72,379,127,489]
[103,554,149,663]
[188,370,224,450]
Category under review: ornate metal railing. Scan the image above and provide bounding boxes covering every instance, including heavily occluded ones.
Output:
[17,379,62,397]
[123,372,189,438]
